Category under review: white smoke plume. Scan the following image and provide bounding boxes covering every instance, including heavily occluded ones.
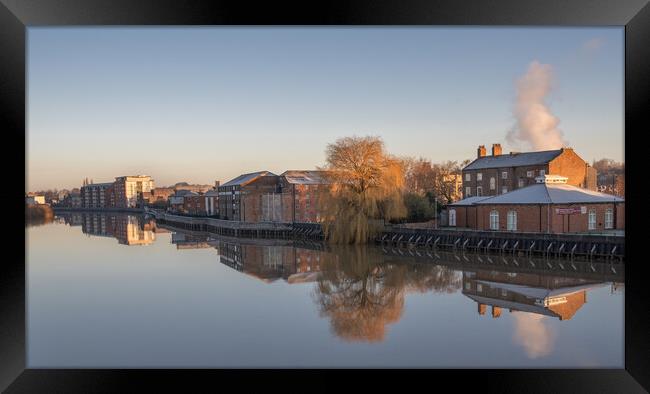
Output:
[507,61,566,151]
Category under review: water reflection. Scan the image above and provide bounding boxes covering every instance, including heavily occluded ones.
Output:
[462,270,603,321]
[52,213,622,351]
[462,269,606,358]
[62,213,157,245]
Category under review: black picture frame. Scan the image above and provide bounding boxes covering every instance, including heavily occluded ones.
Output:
[3,0,648,392]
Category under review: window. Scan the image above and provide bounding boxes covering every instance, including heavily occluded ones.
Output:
[477,173,482,181]
[507,210,517,231]
[588,209,597,230]
[449,209,457,226]
[502,186,508,194]
[527,170,534,178]
[605,208,613,229]
[476,186,482,196]
[518,179,525,188]
[490,210,499,230]
[502,171,508,179]
[490,177,496,190]
[477,283,483,292]
[465,282,471,290]
[465,173,471,182]
[539,169,546,176]
[465,187,471,197]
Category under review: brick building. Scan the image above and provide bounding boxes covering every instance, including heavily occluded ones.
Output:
[462,144,597,198]
[80,182,113,208]
[218,171,278,221]
[447,175,624,233]
[182,192,205,215]
[273,170,331,223]
[150,187,175,204]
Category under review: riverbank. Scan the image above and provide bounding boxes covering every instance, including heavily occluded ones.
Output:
[53,206,145,214]
[378,226,625,262]
[26,204,54,226]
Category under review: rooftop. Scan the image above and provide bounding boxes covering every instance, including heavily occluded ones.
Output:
[82,182,113,188]
[463,149,563,171]
[473,182,624,205]
[281,170,331,185]
[220,171,276,188]
[449,196,492,206]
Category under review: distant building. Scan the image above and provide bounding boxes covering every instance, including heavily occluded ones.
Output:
[204,188,219,216]
[25,195,46,205]
[80,182,113,208]
[174,183,213,194]
[447,175,623,233]
[462,144,597,198]
[182,192,205,215]
[150,187,175,204]
[113,175,154,208]
[597,173,625,197]
[168,189,196,213]
[218,171,278,221]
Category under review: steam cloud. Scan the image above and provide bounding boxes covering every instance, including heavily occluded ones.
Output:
[507,61,566,151]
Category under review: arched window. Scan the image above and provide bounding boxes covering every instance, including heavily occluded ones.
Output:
[490,210,499,230]
[507,210,517,231]
[449,209,457,226]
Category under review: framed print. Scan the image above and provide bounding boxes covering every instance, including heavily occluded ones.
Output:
[4,0,649,392]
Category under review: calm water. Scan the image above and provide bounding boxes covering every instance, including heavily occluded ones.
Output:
[27,213,624,368]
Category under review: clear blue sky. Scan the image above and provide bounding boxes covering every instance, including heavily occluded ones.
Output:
[27,27,623,191]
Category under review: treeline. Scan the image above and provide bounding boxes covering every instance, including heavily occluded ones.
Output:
[400,157,469,223]
[319,135,469,244]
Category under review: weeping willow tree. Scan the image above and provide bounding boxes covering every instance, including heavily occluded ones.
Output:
[319,136,406,244]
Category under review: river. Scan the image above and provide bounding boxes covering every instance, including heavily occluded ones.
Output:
[26,213,624,367]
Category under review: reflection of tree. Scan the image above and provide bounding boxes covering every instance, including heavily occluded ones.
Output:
[313,246,462,342]
[402,263,462,294]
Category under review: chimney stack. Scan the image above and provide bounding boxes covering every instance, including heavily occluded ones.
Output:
[492,143,502,156]
[477,145,486,158]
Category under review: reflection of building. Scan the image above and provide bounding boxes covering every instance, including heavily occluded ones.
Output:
[462,269,605,321]
[71,213,155,246]
[170,232,212,249]
[218,242,329,283]
[81,214,115,237]
[114,215,155,245]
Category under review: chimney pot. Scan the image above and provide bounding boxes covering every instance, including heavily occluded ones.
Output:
[492,143,502,156]
[477,145,487,159]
